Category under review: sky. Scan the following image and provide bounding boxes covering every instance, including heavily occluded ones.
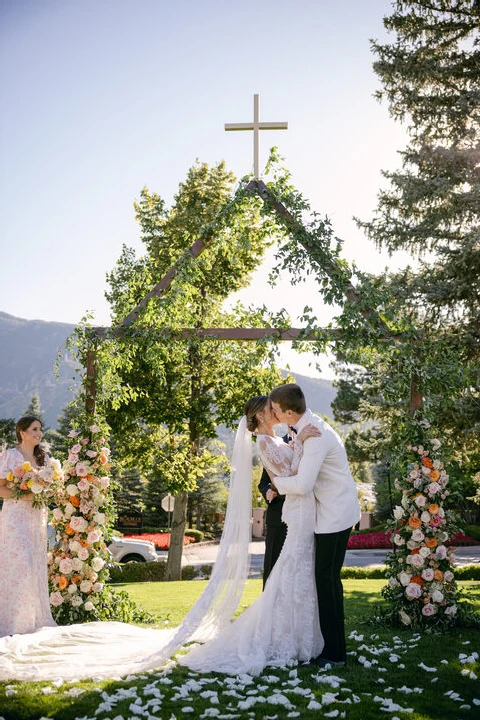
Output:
[0,0,411,379]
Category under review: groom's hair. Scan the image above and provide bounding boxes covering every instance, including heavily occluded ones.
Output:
[270,384,306,414]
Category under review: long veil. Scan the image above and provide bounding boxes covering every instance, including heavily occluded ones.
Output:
[0,417,253,681]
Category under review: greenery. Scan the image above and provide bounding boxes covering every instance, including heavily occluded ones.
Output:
[330,0,480,524]
[2,579,479,720]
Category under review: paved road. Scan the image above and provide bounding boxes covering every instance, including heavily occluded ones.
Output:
[159,539,479,578]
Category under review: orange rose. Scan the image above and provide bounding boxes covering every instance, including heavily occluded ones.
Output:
[411,575,424,586]
[58,575,69,590]
[80,539,90,548]
[411,548,420,554]
[422,457,433,468]
[69,495,80,507]
[65,524,75,536]
[72,573,83,584]
[428,503,439,515]
[425,537,438,548]
[434,570,444,581]
[408,517,422,529]
[430,469,440,481]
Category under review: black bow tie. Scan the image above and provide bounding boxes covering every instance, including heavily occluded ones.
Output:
[288,425,297,435]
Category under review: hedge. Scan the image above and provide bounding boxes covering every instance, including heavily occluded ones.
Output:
[108,562,480,584]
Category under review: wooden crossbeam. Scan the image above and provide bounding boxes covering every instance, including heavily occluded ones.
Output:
[92,327,342,340]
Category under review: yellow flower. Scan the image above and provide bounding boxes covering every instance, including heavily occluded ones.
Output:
[22,461,32,472]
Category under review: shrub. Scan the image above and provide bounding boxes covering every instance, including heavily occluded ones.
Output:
[108,561,167,584]
[198,564,213,579]
[181,565,198,580]
[184,528,204,543]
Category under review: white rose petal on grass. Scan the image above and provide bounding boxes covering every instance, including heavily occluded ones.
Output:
[307,700,322,711]
[418,662,437,673]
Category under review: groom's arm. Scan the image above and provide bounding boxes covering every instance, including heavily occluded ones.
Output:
[274,436,329,496]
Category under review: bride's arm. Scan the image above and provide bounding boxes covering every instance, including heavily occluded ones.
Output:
[0,476,14,499]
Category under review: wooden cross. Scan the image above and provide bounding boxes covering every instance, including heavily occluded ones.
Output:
[225,94,288,179]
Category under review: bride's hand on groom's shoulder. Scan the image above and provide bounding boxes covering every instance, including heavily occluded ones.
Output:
[297,424,322,444]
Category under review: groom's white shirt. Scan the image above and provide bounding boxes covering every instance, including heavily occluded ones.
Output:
[274,409,361,534]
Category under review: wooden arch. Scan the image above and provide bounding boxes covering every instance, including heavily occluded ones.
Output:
[85,179,422,417]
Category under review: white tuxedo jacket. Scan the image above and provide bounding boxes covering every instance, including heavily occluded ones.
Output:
[274,409,361,534]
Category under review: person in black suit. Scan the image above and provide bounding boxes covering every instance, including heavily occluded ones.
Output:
[257,432,290,589]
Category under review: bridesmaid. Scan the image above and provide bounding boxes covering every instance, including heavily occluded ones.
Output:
[0,415,56,636]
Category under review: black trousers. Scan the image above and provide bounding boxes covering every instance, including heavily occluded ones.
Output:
[314,526,352,662]
[263,522,288,589]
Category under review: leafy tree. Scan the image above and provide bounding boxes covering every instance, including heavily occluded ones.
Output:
[23,392,44,424]
[102,161,284,579]
[332,0,480,521]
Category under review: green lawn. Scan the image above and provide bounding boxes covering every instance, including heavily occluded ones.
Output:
[1,580,479,720]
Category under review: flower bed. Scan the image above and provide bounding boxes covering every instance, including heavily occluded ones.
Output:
[124,532,196,550]
[348,530,478,550]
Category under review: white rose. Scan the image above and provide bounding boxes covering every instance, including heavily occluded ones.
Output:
[69,540,81,553]
[91,557,105,572]
[388,577,400,588]
[71,595,83,607]
[92,582,104,593]
[89,424,101,433]
[87,530,101,544]
[421,511,431,523]
[393,505,404,520]
[409,554,425,568]
[405,583,422,599]
[66,484,79,496]
[93,512,106,524]
[399,572,412,586]
[69,516,87,532]
[412,529,425,542]
[84,601,95,611]
[78,548,89,561]
[67,584,78,594]
[419,547,431,558]
[444,571,454,582]
[80,580,92,593]
[71,558,84,571]
[394,534,405,546]
[422,568,435,581]
[432,590,444,603]
[52,508,63,521]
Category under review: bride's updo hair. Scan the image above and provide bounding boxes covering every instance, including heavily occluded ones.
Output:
[244,395,269,433]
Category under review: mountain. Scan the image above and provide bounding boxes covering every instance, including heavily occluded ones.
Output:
[0,312,77,426]
[0,312,337,428]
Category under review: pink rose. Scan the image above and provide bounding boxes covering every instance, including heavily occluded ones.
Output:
[427,482,441,496]
[87,530,101,544]
[50,591,64,606]
[81,438,89,445]
[68,430,79,438]
[422,603,437,616]
[75,462,89,477]
[12,466,25,478]
[429,516,444,527]
[422,568,435,581]
[415,495,426,507]
[405,583,422,599]
[59,558,73,575]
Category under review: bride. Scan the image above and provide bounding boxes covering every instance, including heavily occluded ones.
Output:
[0,396,323,681]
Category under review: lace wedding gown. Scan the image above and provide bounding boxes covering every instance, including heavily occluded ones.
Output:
[0,427,322,681]
[0,448,56,637]
[179,434,323,675]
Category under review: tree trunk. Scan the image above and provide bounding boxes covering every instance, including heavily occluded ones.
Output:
[165,491,188,580]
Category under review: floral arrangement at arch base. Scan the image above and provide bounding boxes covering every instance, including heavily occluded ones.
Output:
[48,421,152,625]
[381,423,477,629]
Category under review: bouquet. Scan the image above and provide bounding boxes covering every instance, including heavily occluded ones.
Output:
[6,457,64,508]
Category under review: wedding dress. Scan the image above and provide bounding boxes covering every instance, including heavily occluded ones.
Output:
[0,420,322,681]
[179,433,323,675]
[0,448,56,637]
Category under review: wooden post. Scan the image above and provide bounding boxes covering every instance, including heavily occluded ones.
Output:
[409,370,423,417]
[85,340,98,416]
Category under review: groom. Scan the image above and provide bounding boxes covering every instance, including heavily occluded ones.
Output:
[270,383,360,667]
